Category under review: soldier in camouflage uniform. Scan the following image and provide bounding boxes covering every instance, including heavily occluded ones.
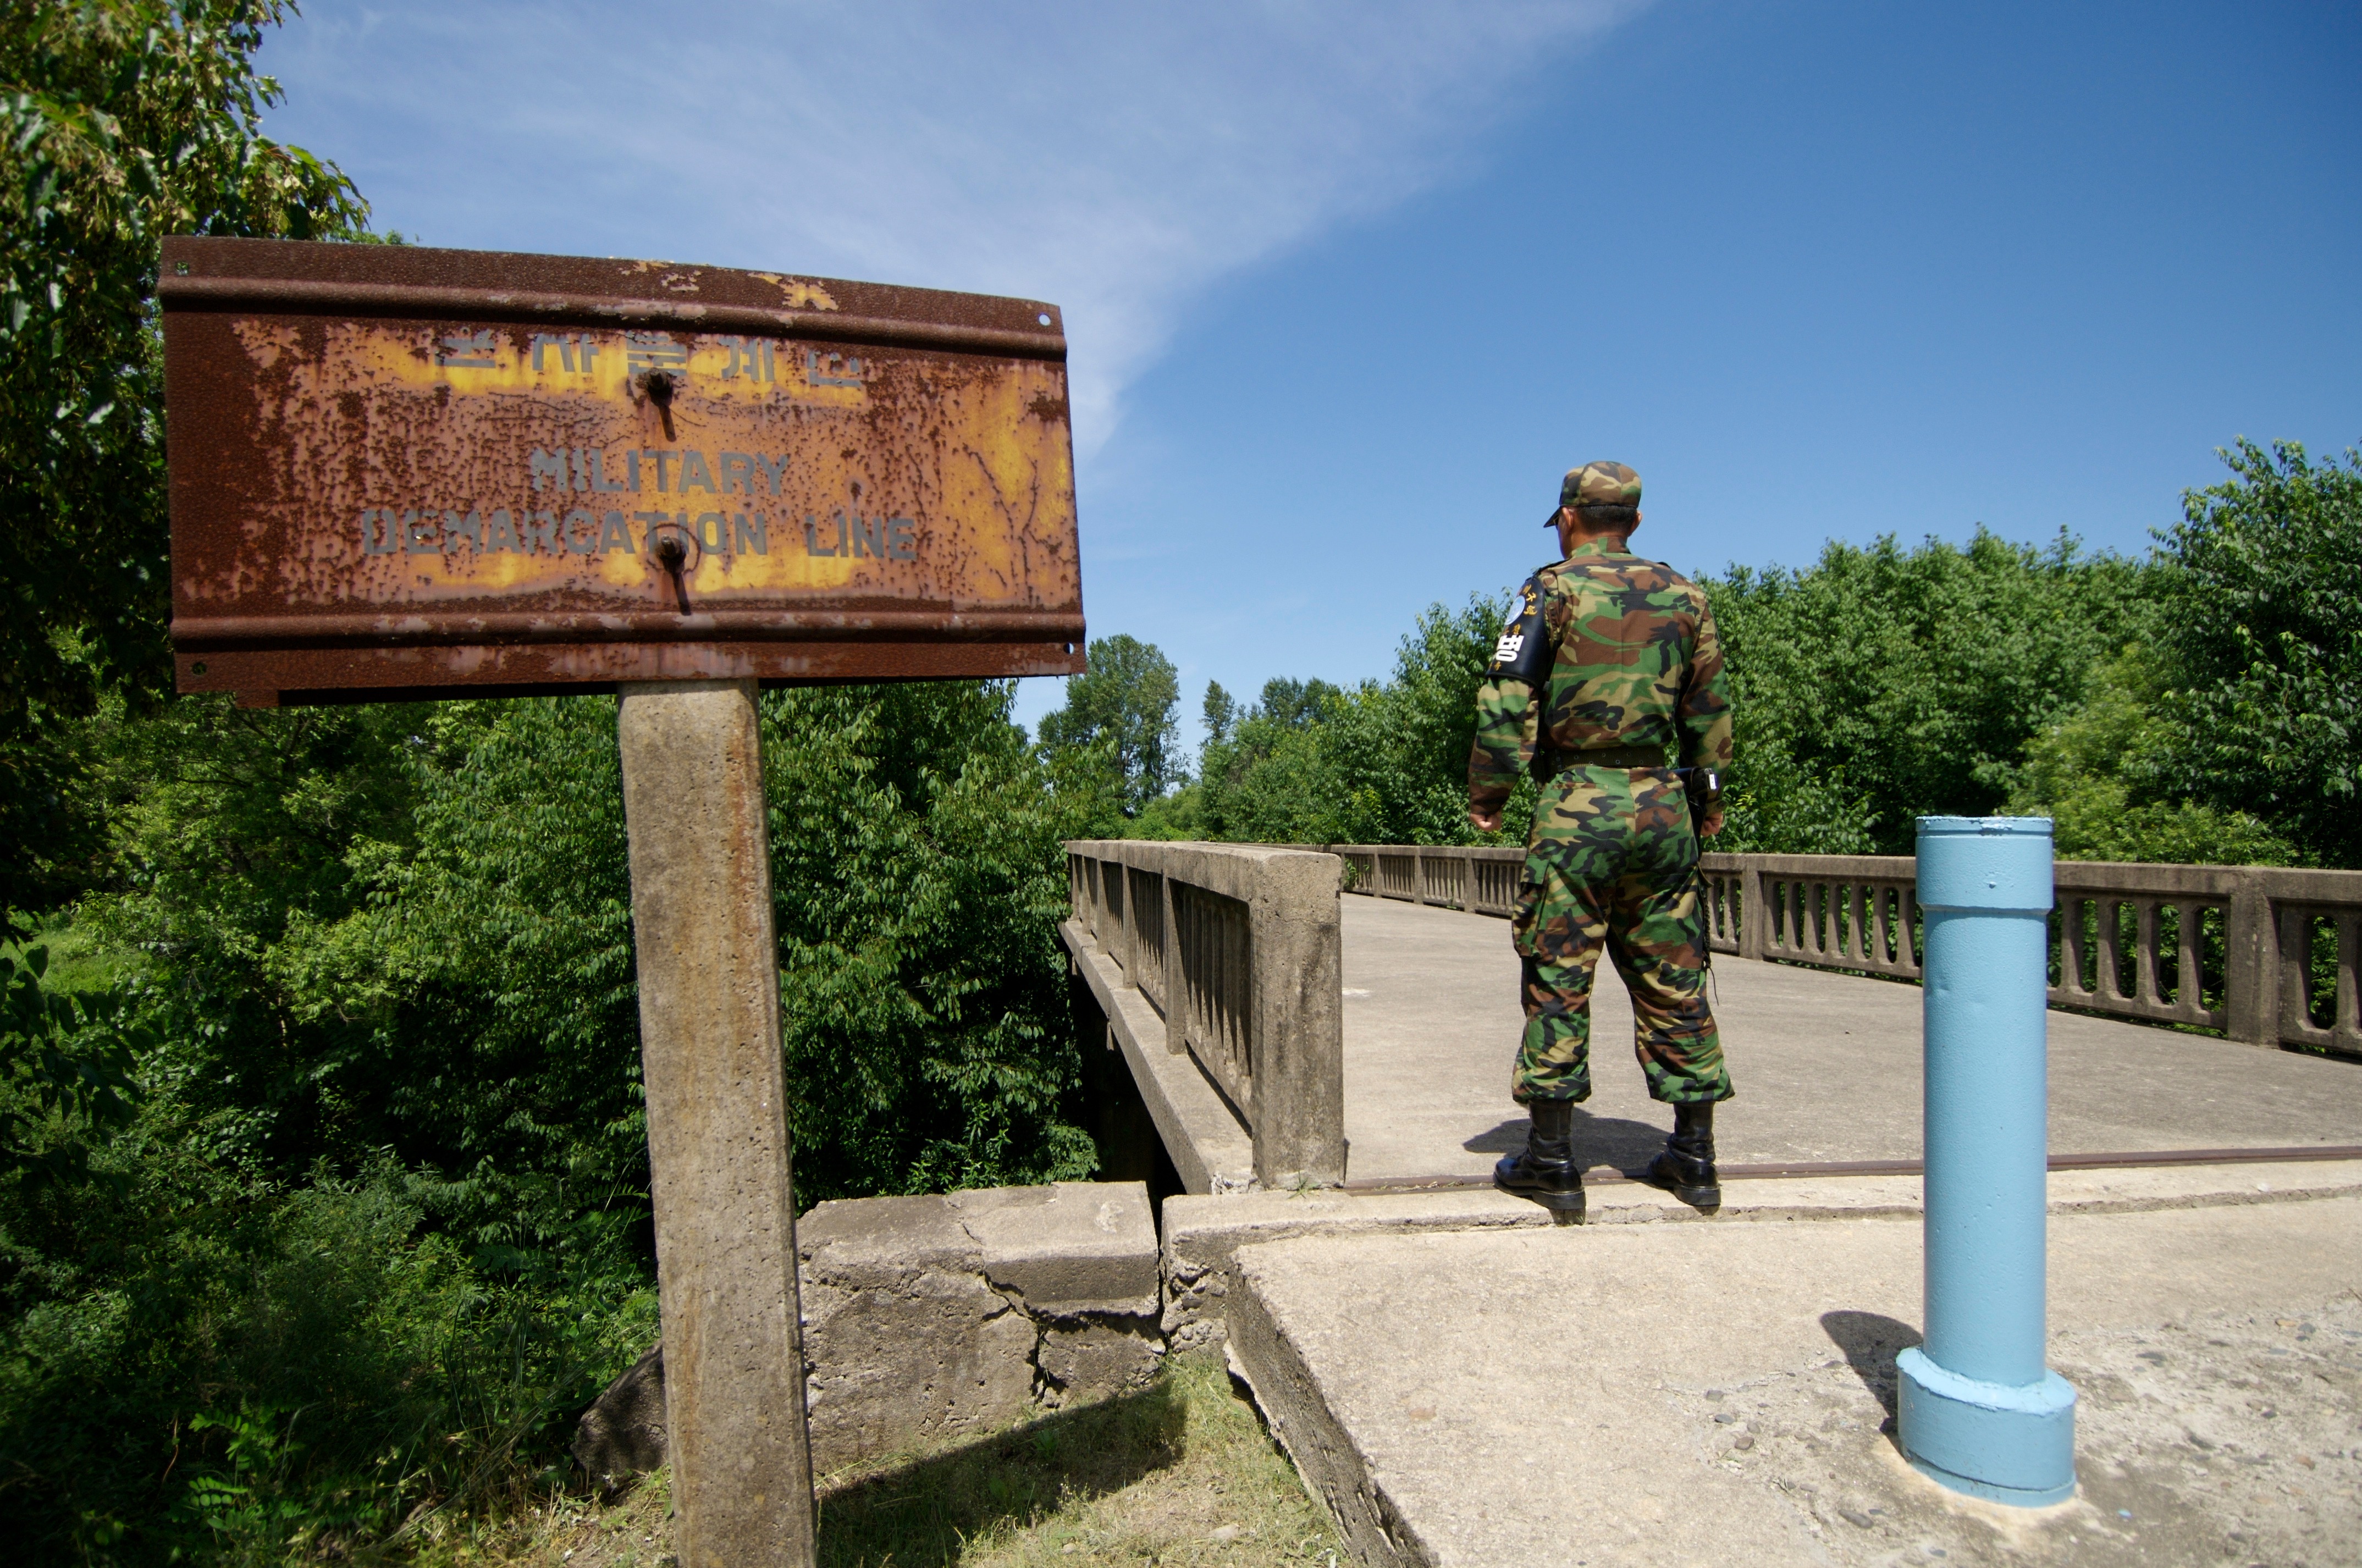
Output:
[1469,461,1734,1219]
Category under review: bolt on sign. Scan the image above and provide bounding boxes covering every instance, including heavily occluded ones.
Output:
[160,237,1085,705]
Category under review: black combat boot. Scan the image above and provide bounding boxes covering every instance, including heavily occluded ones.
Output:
[1494,1098,1584,1217]
[1646,1101,1720,1213]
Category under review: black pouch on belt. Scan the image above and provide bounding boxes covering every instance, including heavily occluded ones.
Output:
[1681,767,1721,832]
[1679,767,1723,973]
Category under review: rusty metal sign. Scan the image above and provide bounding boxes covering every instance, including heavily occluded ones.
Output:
[160,237,1085,705]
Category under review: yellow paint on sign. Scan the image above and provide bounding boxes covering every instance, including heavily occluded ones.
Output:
[219,319,1077,614]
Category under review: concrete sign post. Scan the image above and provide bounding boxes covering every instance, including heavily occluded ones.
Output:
[619,680,813,1564]
[1897,816,2078,1506]
[160,239,1087,1565]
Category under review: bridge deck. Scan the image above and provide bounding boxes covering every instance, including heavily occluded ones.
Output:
[1341,895,2362,1183]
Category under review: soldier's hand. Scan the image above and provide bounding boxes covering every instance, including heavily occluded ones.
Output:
[1702,805,1725,837]
[1469,805,1503,834]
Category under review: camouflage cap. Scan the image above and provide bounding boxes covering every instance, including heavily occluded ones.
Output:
[1545,460,1642,525]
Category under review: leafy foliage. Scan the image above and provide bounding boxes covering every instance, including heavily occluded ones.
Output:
[2004,643,2298,864]
[1176,595,1535,847]
[1110,537,2169,859]
[1,1147,656,1565]
[1702,529,2154,855]
[1243,676,1344,733]
[761,681,1097,1200]
[2000,441,2360,869]
[80,682,1094,1224]
[4,678,1097,1562]
[79,695,429,1175]
[1141,503,2358,870]
[1036,634,1182,816]
[0,0,367,925]
[2152,439,2362,868]
[0,941,145,1190]
[1200,678,1238,744]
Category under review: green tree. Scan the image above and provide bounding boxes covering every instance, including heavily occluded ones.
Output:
[0,0,367,925]
[1188,594,1529,847]
[9,680,1098,1557]
[2154,439,2361,867]
[1194,705,1345,844]
[1,1139,657,1564]
[0,938,144,1190]
[79,695,429,1174]
[81,683,1095,1223]
[1247,676,1342,731]
[1353,594,1514,840]
[1703,529,2154,855]
[759,680,1096,1199]
[1188,539,2156,859]
[1201,679,1237,745]
[2004,643,2297,864]
[1036,633,1182,816]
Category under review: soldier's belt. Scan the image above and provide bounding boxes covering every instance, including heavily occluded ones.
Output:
[1554,744,1674,771]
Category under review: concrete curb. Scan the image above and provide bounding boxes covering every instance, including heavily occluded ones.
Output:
[796,1180,1161,1470]
[1222,1255,1437,1568]
[1165,1161,2362,1350]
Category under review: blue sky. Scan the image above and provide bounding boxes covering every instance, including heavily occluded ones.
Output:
[257,1,2361,748]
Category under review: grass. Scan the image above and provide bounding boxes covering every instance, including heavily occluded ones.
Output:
[19,908,140,994]
[389,1351,1343,1567]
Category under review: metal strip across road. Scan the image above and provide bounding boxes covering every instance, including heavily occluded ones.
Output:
[1341,1144,2362,1194]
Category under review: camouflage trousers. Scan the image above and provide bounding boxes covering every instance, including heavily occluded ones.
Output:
[1508,766,1732,1106]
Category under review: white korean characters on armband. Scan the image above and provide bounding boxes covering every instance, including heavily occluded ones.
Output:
[1493,630,1526,664]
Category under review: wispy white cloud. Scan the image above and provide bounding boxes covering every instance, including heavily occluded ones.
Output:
[263,1,1647,450]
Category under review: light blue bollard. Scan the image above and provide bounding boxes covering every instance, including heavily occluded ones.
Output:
[1896,816,2077,1506]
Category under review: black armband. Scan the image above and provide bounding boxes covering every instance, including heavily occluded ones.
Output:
[1487,575,1551,684]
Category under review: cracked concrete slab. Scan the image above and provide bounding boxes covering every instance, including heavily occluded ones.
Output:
[1222,1188,2362,1567]
[794,1180,1160,1470]
[948,1180,1160,1318]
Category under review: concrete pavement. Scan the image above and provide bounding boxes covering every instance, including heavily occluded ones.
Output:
[1224,1187,2362,1568]
[1340,895,2362,1181]
[1177,896,2362,1566]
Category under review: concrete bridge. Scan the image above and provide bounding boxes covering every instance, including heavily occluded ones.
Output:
[1062,840,2362,1194]
[1058,840,2362,1566]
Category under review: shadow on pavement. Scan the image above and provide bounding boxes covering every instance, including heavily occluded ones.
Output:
[1820,1309,1923,1431]
[1465,1109,1671,1172]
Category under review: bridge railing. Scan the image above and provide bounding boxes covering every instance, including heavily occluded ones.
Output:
[1331,843,1523,915]
[1334,844,2361,1059]
[1065,841,1345,1185]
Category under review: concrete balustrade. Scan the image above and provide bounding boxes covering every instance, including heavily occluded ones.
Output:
[1702,854,1922,979]
[1331,844,2362,1058]
[1063,841,1346,1189]
[1330,843,1522,916]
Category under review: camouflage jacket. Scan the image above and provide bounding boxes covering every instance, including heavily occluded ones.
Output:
[1466,540,1734,810]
